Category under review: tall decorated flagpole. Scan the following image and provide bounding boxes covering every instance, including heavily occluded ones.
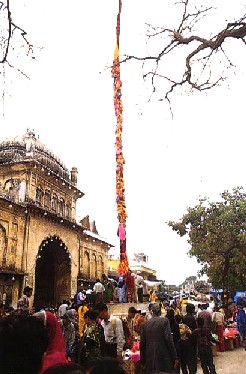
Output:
[112,0,129,275]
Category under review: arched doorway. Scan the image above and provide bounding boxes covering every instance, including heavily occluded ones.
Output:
[34,236,71,310]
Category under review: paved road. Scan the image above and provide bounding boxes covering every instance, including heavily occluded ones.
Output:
[197,347,245,374]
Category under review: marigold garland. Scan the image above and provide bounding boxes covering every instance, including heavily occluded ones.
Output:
[112,0,129,275]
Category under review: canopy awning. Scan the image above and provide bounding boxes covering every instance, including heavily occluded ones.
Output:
[144,280,162,288]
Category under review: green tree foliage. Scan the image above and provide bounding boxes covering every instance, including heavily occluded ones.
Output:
[168,187,246,292]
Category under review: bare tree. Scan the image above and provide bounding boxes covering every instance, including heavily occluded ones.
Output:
[0,0,34,76]
[121,0,246,105]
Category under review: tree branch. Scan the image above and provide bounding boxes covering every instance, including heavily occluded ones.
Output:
[121,0,246,102]
[0,0,33,65]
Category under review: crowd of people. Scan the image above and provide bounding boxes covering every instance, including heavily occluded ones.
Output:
[0,277,246,374]
[85,271,146,304]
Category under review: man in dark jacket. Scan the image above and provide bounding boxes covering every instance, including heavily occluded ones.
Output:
[191,317,220,374]
[140,303,178,374]
[182,303,197,374]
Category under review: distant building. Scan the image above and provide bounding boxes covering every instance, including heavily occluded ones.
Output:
[181,275,197,294]
[0,130,113,308]
[108,252,157,280]
[165,285,180,293]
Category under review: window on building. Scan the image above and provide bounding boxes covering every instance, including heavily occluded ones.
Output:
[52,194,58,212]
[91,254,97,279]
[59,198,65,216]
[44,190,51,208]
[65,204,71,219]
[83,251,90,279]
[97,256,104,280]
[36,187,43,205]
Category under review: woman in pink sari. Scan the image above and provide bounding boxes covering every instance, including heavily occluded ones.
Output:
[34,310,68,372]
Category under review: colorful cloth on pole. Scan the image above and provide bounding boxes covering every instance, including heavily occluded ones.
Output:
[112,0,129,274]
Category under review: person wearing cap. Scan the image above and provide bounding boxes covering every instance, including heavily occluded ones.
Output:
[117,275,126,303]
[140,303,179,373]
[93,279,105,305]
[58,300,69,318]
[61,312,76,360]
[66,309,80,362]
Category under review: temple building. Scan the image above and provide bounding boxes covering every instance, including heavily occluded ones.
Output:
[108,252,157,280]
[0,130,112,309]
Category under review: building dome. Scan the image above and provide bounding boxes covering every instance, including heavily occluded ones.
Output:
[0,129,70,180]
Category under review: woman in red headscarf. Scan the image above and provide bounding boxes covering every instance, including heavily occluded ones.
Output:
[34,310,68,372]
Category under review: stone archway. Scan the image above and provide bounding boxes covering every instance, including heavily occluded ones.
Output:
[34,235,71,310]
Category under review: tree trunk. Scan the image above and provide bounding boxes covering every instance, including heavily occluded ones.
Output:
[221,256,230,305]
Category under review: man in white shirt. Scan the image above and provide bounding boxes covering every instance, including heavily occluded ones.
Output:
[93,279,105,304]
[17,286,33,314]
[95,303,125,360]
[76,288,86,307]
[85,286,93,306]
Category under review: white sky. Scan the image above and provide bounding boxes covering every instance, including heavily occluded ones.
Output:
[1,0,246,285]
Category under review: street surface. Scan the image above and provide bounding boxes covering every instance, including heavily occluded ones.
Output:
[197,347,245,374]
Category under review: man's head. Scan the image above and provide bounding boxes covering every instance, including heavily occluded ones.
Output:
[196,316,205,327]
[236,297,242,307]
[0,314,48,374]
[148,302,154,312]
[237,298,246,308]
[42,363,84,374]
[166,307,175,321]
[94,303,109,321]
[151,303,161,316]
[128,306,138,318]
[23,286,33,297]
[186,303,195,314]
[84,310,98,325]
[201,303,208,310]
[175,314,182,324]
[87,357,125,374]
[62,313,73,326]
